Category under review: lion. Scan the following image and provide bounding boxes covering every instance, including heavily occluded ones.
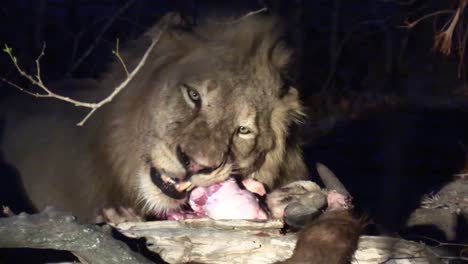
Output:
[1,13,308,222]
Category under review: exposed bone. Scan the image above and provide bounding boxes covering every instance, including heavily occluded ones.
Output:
[316,162,351,197]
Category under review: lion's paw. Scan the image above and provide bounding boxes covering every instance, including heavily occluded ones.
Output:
[95,207,143,225]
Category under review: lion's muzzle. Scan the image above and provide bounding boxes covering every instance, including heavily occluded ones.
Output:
[150,166,188,200]
[176,145,226,175]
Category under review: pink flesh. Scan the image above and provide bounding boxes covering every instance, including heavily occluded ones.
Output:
[242,178,267,196]
[202,178,267,220]
[167,178,267,220]
[326,190,352,211]
[166,211,201,220]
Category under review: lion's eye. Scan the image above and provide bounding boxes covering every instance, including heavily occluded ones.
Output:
[188,88,200,102]
[238,126,251,135]
[182,84,201,108]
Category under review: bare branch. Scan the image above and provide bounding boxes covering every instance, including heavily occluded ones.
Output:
[402,1,466,57]
[112,38,129,77]
[234,7,268,21]
[424,246,468,262]
[35,42,46,81]
[0,76,47,98]
[2,9,272,125]
[1,21,166,126]
[76,27,165,126]
[3,43,96,107]
[435,1,466,55]
[209,7,268,24]
[402,10,454,29]
[67,0,137,75]
[416,235,468,249]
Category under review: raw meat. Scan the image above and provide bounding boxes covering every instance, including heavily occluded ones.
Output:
[187,178,268,220]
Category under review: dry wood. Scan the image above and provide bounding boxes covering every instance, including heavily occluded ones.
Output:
[117,219,437,264]
[0,209,446,264]
[0,207,151,264]
[117,219,294,264]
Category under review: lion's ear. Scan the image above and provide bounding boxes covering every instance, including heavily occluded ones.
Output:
[270,39,294,72]
[144,12,197,43]
[136,12,203,59]
[158,12,195,31]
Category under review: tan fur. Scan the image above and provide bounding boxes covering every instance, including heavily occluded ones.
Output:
[277,211,363,264]
[1,13,307,222]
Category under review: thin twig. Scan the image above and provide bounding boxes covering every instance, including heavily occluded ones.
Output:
[210,7,268,24]
[4,43,99,108]
[112,38,129,77]
[417,235,468,248]
[424,246,468,262]
[434,7,462,55]
[67,0,137,75]
[77,27,165,126]
[402,10,454,29]
[234,7,268,21]
[2,22,167,126]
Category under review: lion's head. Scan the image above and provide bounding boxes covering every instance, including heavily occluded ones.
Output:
[97,13,307,216]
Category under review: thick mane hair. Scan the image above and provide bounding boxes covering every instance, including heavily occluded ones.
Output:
[99,12,295,91]
[88,12,307,215]
[1,11,363,263]
[1,11,307,222]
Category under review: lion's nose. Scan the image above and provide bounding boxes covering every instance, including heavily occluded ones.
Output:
[177,146,224,175]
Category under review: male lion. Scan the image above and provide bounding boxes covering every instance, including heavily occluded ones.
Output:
[1,13,308,222]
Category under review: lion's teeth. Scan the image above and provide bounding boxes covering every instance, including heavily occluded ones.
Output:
[162,175,176,185]
[168,178,176,184]
[176,181,193,192]
[161,174,169,183]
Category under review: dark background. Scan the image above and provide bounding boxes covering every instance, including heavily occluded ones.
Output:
[1,0,468,263]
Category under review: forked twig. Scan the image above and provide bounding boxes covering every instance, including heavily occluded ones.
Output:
[1,21,167,126]
[67,0,137,75]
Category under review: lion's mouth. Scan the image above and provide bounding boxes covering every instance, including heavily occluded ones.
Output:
[148,146,229,200]
[150,167,188,200]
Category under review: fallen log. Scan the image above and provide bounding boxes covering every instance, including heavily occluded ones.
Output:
[117,219,437,264]
[0,207,151,264]
[0,208,449,264]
